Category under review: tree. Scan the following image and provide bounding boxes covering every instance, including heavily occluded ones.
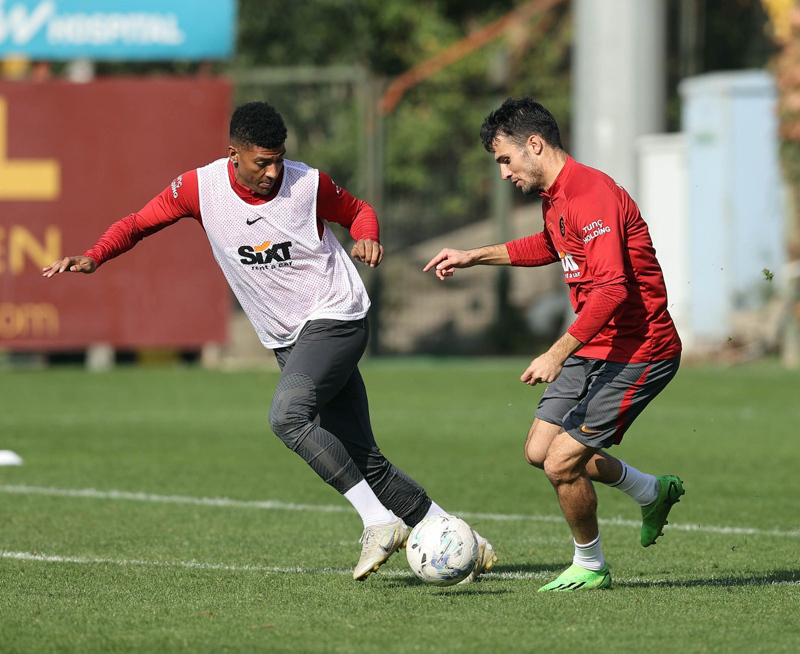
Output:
[234,0,572,246]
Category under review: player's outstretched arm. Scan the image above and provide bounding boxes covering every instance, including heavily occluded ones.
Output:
[351,238,384,268]
[423,244,510,281]
[41,171,199,281]
[42,256,97,278]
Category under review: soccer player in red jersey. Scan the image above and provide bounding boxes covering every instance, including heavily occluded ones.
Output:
[44,102,496,582]
[425,97,685,591]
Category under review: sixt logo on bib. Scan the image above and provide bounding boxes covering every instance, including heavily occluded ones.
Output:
[238,240,293,269]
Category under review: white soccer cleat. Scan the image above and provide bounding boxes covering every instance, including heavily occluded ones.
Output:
[353,517,410,581]
[458,535,498,584]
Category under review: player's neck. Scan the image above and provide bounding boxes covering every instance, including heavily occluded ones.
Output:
[233,170,268,198]
[228,161,282,202]
[542,150,568,193]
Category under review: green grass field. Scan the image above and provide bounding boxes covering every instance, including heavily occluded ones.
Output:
[1,359,799,652]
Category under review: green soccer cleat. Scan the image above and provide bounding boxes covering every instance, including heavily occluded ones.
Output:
[641,475,685,547]
[537,564,611,592]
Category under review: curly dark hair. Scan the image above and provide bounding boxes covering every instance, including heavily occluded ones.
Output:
[230,101,288,148]
[480,97,563,152]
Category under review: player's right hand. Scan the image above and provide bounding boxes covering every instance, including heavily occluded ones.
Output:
[42,256,97,278]
[423,248,474,281]
[520,352,563,386]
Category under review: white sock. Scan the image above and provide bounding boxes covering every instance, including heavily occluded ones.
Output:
[343,480,395,528]
[573,534,605,571]
[607,460,659,507]
[423,501,448,519]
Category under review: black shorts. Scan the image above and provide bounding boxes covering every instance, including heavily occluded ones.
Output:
[535,355,680,449]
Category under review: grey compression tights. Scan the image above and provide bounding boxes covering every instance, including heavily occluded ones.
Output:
[269,318,431,526]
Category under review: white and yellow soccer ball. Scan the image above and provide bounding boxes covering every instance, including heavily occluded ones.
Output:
[406,514,479,586]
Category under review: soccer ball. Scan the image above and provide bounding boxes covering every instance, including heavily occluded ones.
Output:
[406,514,479,586]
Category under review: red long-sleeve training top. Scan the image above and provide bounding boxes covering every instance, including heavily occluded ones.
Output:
[84,160,379,266]
[505,156,681,363]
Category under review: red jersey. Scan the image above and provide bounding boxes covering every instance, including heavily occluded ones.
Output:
[506,156,681,363]
[84,160,379,265]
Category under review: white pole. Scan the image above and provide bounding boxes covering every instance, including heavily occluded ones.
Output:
[573,0,667,196]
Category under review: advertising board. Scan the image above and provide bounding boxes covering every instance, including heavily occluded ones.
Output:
[0,78,232,350]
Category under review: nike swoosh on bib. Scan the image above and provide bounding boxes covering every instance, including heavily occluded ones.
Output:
[246,217,264,226]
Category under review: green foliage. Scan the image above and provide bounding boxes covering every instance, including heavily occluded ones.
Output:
[233,0,572,246]
[90,1,776,249]
[235,0,516,74]
[701,0,774,72]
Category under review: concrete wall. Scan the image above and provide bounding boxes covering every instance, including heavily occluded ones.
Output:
[637,71,786,351]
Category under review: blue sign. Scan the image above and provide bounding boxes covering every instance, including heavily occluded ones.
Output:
[0,0,236,60]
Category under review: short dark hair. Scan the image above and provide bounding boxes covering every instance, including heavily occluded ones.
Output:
[230,101,287,149]
[480,97,563,152]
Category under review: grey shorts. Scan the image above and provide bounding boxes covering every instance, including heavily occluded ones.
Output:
[535,355,680,449]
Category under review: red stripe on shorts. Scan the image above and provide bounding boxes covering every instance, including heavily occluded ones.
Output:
[614,364,652,444]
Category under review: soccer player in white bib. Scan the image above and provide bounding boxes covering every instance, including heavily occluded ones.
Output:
[44,102,495,582]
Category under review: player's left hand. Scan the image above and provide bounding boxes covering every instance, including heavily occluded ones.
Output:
[521,352,564,386]
[351,239,384,268]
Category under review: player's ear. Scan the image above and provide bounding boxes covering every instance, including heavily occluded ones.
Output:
[528,134,544,156]
[228,145,239,167]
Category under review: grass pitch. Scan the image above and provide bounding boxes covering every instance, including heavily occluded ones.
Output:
[1,359,799,652]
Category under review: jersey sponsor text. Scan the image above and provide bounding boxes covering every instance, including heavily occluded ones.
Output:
[238,240,293,268]
[582,219,611,244]
[170,175,183,199]
[559,251,580,278]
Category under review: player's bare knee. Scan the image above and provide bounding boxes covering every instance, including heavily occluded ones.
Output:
[525,419,559,469]
[542,456,580,486]
[524,441,545,469]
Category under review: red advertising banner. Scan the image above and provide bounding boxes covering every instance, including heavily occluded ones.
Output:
[0,78,231,350]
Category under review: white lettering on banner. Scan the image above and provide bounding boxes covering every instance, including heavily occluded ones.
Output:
[0,2,185,47]
[0,0,55,45]
[48,13,185,46]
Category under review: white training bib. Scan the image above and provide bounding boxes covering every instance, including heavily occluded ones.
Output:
[197,158,370,349]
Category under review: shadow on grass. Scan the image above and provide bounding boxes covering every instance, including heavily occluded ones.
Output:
[491,562,570,576]
[616,569,800,589]
[375,562,570,591]
[376,577,513,594]
[432,588,513,596]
